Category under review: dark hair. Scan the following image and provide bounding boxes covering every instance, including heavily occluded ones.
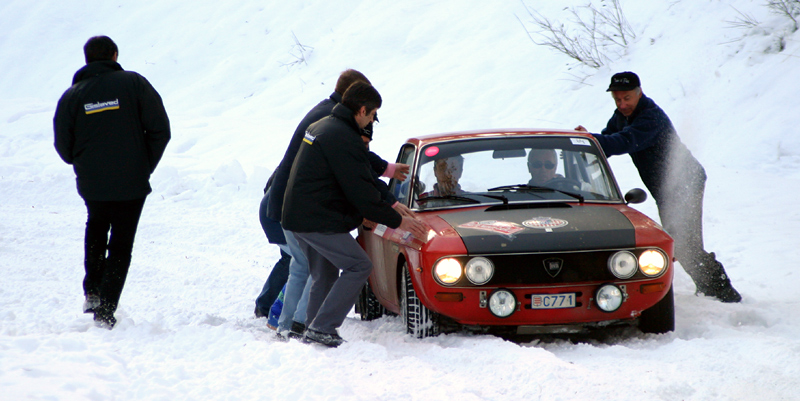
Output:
[335,69,370,95]
[84,36,118,63]
[342,81,382,115]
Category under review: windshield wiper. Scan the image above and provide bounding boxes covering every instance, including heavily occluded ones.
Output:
[488,184,549,192]
[416,195,481,204]
[487,184,585,203]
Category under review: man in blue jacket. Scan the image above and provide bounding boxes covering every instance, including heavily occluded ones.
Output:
[54,36,171,327]
[283,82,428,346]
[576,72,740,303]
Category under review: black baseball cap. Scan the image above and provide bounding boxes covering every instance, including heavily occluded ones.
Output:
[606,71,640,91]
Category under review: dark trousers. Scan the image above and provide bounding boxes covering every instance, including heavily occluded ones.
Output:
[83,198,146,315]
[255,249,291,315]
[293,231,374,334]
[656,176,716,283]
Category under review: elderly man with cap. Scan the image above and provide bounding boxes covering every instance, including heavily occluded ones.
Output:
[576,71,741,303]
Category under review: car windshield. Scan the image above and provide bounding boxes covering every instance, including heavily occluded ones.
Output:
[391,135,622,210]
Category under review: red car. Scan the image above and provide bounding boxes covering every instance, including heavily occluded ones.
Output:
[356,129,674,338]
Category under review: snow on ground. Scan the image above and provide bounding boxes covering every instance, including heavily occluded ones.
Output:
[2,0,800,399]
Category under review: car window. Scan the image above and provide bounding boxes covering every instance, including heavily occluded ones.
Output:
[411,136,620,209]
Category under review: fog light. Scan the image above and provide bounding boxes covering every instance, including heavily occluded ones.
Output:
[595,284,623,312]
[488,289,516,318]
[639,249,667,277]
[465,257,494,285]
[433,258,462,285]
[608,251,637,279]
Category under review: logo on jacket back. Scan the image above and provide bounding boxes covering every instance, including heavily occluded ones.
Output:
[303,130,316,145]
[84,99,120,114]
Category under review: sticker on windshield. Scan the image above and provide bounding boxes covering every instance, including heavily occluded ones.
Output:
[522,217,569,232]
[570,138,591,146]
[459,220,526,238]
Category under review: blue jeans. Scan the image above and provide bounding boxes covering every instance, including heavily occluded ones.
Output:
[277,229,311,332]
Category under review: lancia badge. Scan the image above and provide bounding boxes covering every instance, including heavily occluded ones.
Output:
[543,258,564,278]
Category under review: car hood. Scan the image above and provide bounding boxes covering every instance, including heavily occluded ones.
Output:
[435,204,635,253]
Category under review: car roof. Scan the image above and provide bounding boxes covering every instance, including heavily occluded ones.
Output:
[404,129,596,147]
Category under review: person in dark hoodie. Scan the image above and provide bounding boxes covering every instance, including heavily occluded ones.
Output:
[283,81,428,347]
[54,36,171,328]
[576,71,740,303]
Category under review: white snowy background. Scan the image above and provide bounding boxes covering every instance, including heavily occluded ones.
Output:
[2,0,800,399]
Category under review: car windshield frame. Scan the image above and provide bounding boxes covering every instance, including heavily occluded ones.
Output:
[388,134,624,212]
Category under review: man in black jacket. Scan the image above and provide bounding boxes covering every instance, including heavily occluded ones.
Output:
[576,72,740,303]
[283,82,428,346]
[261,70,411,340]
[54,36,171,327]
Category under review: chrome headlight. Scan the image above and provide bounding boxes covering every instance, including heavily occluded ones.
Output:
[465,257,494,285]
[639,249,667,277]
[488,289,516,318]
[608,251,637,279]
[433,258,462,285]
[596,284,624,312]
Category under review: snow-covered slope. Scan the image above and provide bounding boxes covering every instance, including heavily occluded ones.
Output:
[2,1,799,399]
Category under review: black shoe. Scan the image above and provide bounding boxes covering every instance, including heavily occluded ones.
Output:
[289,321,306,339]
[254,306,268,318]
[696,280,742,303]
[83,295,101,314]
[303,328,345,347]
[93,312,116,329]
[690,253,742,303]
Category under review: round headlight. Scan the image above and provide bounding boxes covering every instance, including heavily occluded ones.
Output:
[639,250,666,277]
[465,257,494,285]
[595,284,624,312]
[488,289,516,318]
[608,251,637,279]
[433,258,462,285]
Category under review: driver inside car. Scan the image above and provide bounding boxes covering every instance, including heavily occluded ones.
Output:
[527,148,559,186]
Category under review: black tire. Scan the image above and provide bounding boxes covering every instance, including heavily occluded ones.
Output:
[356,280,385,321]
[639,285,675,334]
[401,262,440,338]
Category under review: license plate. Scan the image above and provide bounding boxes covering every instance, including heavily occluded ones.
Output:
[530,293,576,309]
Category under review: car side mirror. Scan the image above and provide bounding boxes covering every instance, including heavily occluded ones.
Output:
[624,188,647,204]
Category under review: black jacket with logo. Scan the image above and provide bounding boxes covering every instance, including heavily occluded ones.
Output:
[282,104,402,233]
[54,60,170,201]
[265,92,396,223]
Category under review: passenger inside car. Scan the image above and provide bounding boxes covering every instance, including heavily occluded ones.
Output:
[420,155,464,197]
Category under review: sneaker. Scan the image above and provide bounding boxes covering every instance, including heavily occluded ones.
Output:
[303,328,345,348]
[83,295,101,314]
[275,330,290,342]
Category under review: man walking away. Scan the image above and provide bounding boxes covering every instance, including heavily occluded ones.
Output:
[54,36,171,328]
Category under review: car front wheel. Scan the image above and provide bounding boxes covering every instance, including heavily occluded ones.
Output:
[638,285,675,334]
[401,262,440,338]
